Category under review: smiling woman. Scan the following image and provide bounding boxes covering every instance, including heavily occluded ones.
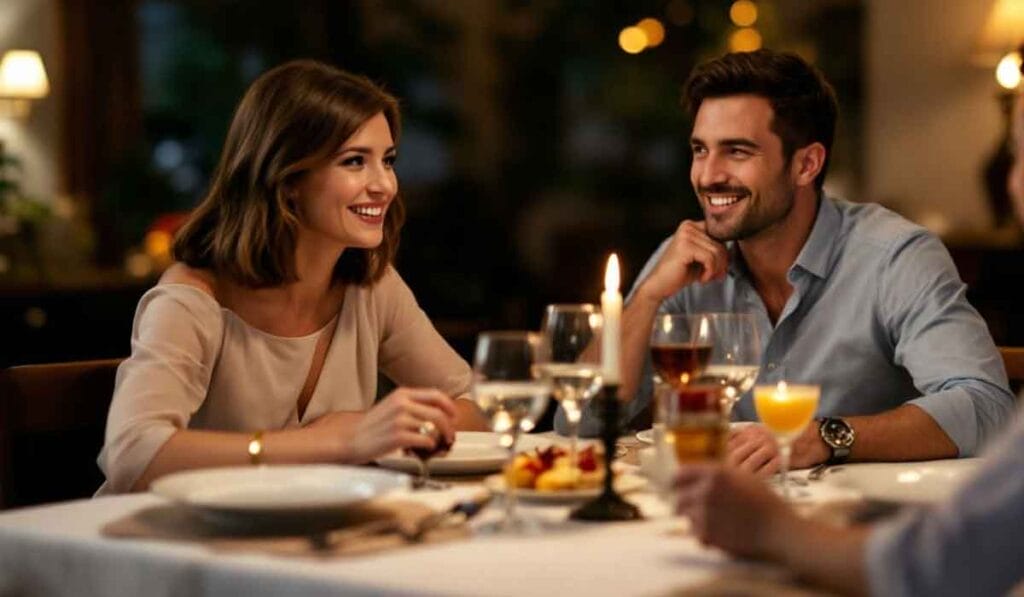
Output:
[96,60,487,495]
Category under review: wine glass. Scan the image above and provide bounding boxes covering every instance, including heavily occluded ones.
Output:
[753,382,820,500]
[537,304,603,480]
[700,313,761,417]
[649,313,714,446]
[404,425,451,490]
[471,331,551,530]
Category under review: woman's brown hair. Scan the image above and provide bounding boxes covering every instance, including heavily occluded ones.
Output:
[172,60,404,287]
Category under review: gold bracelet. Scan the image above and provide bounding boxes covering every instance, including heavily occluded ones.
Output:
[247,430,264,465]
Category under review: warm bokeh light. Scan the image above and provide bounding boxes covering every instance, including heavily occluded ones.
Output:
[0,50,50,98]
[729,27,762,53]
[637,18,666,47]
[729,0,758,27]
[144,230,173,262]
[665,0,694,26]
[996,51,1022,89]
[618,26,647,54]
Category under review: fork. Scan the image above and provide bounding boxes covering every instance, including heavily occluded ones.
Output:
[807,463,830,481]
[312,492,493,549]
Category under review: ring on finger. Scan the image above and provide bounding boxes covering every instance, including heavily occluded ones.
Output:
[417,420,437,437]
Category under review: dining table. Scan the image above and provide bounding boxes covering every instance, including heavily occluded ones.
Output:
[0,434,969,597]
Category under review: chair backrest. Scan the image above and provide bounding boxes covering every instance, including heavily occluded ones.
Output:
[0,358,121,509]
[999,346,1024,394]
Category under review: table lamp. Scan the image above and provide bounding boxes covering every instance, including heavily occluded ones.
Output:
[0,50,50,119]
[976,0,1024,228]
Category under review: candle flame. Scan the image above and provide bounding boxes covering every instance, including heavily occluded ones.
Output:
[776,381,788,394]
[604,253,620,292]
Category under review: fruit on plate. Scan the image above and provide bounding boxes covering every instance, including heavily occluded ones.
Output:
[505,445,606,491]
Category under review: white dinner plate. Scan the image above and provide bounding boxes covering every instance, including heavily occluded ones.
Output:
[376,431,555,475]
[151,464,407,523]
[822,458,981,504]
[636,421,754,445]
[483,470,647,503]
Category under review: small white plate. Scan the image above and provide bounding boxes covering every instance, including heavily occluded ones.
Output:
[822,459,981,504]
[376,431,555,475]
[483,470,647,503]
[636,421,754,444]
[151,465,407,522]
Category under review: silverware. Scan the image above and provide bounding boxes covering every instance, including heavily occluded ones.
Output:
[312,492,493,549]
[807,463,830,481]
[405,491,493,542]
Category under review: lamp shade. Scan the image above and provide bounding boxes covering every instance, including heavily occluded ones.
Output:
[0,50,50,99]
[977,0,1024,64]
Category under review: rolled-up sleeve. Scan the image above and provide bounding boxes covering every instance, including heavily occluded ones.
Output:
[866,413,1024,596]
[97,285,223,493]
[880,231,1015,455]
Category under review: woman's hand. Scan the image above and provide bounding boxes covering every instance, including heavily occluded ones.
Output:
[320,387,458,464]
[675,463,798,560]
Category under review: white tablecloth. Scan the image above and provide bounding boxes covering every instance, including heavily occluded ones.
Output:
[0,484,814,597]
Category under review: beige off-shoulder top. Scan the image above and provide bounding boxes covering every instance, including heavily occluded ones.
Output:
[97,266,472,494]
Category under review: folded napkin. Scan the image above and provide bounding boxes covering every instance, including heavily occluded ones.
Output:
[102,498,470,558]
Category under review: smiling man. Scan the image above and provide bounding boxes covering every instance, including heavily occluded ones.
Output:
[576,50,1015,472]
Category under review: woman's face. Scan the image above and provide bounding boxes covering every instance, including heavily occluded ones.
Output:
[1010,95,1024,227]
[292,111,397,251]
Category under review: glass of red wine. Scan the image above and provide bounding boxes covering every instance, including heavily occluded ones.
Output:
[649,314,714,445]
[405,426,452,490]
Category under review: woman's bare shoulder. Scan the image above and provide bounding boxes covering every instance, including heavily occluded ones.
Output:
[159,263,219,299]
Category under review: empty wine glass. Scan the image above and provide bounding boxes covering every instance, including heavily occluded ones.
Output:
[537,304,603,480]
[471,331,551,530]
[700,313,761,417]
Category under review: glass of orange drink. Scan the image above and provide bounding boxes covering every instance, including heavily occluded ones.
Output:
[753,381,820,500]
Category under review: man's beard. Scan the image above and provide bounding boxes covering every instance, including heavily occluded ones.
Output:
[698,181,795,242]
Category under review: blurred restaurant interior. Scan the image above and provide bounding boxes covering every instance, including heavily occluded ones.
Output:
[1,0,1022,368]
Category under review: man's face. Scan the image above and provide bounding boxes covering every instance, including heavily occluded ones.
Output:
[1009,94,1024,226]
[689,95,798,242]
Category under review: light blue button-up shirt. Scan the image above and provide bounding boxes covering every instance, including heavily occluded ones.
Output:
[866,409,1024,595]
[566,198,1014,456]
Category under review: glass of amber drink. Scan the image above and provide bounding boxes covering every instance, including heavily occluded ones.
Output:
[664,382,728,463]
[753,382,820,500]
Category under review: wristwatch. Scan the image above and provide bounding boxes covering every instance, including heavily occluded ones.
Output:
[818,417,855,465]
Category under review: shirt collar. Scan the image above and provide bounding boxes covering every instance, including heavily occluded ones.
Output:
[791,195,841,280]
[726,196,841,281]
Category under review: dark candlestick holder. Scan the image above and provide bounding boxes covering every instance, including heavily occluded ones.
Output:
[570,384,643,522]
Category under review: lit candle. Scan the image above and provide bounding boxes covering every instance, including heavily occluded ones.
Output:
[601,253,622,384]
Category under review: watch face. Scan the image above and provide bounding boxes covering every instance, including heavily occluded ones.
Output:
[823,419,855,447]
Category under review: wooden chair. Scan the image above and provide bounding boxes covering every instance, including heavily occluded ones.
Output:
[0,359,121,509]
[998,346,1024,394]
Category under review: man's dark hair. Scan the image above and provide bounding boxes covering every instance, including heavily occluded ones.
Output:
[683,49,838,190]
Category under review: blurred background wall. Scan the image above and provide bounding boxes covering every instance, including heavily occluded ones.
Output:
[0,0,1021,368]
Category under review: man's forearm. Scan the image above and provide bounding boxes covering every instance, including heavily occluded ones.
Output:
[844,404,958,461]
[618,290,663,402]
